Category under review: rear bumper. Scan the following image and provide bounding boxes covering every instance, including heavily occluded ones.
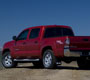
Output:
[64,48,81,57]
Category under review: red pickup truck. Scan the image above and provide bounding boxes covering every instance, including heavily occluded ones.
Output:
[2,25,90,69]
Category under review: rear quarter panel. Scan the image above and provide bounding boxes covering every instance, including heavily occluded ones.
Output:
[40,37,66,58]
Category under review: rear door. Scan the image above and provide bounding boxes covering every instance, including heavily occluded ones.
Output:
[26,28,41,57]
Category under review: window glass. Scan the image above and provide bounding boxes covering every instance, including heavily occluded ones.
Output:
[44,27,62,38]
[17,30,29,40]
[29,28,40,39]
[62,28,74,36]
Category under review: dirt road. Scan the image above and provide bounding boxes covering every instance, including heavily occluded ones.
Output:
[0,62,90,80]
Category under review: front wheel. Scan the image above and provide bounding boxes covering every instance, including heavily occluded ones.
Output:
[2,52,17,68]
[43,49,56,69]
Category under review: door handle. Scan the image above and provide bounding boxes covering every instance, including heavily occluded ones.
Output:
[34,41,38,44]
[22,42,26,45]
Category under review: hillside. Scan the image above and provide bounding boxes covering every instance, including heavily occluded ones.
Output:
[0,51,2,68]
[0,47,2,51]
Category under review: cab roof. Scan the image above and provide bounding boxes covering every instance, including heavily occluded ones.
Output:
[24,25,71,30]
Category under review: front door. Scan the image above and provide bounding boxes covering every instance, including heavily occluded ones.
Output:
[13,29,29,58]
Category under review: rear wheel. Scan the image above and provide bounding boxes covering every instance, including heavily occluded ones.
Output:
[43,49,56,69]
[2,52,17,68]
[77,57,90,69]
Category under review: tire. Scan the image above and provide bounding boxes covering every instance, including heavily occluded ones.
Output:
[43,49,56,69]
[2,52,17,68]
[32,61,43,68]
[77,57,90,69]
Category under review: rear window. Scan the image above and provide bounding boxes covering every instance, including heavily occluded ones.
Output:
[44,27,74,38]
[62,28,74,36]
[44,27,62,38]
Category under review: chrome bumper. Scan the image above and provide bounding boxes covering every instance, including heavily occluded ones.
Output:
[64,48,81,57]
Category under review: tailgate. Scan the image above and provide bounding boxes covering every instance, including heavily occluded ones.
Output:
[69,36,90,51]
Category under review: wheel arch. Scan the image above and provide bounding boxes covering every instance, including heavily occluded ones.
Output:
[41,46,53,56]
[2,49,10,55]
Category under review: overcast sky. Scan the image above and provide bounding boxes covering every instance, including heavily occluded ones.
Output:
[0,0,90,47]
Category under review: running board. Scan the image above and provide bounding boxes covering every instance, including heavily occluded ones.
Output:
[14,59,40,62]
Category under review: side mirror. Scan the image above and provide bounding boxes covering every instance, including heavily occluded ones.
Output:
[13,36,17,40]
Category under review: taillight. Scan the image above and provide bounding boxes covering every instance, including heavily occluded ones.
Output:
[65,37,70,45]
[64,37,70,48]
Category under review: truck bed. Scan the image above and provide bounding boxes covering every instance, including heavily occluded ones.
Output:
[69,36,90,51]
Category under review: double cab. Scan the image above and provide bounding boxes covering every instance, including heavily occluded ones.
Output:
[2,25,90,69]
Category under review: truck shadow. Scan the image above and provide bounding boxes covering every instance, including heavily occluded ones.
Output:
[17,65,90,71]
[56,66,90,70]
